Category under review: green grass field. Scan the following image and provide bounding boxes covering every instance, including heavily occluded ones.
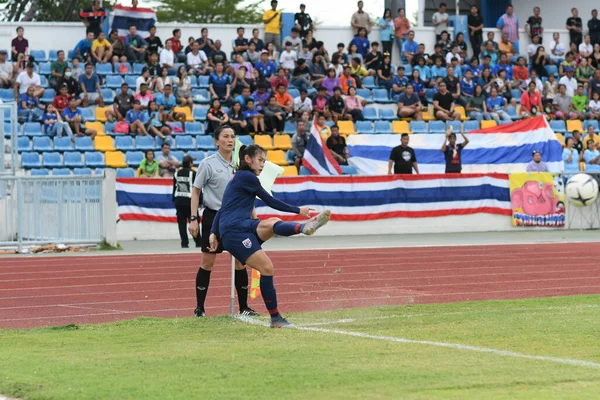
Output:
[2,295,600,400]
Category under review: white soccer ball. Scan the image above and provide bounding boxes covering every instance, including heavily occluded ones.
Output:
[565,174,600,207]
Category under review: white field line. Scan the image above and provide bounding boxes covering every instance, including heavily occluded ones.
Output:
[233,315,600,370]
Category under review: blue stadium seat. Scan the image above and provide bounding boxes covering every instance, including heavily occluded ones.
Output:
[363,107,378,121]
[170,150,185,163]
[425,88,435,103]
[156,136,173,149]
[446,120,462,132]
[192,89,210,104]
[0,89,14,102]
[221,107,229,115]
[48,50,59,62]
[52,168,71,176]
[168,121,183,132]
[31,168,50,176]
[115,136,135,151]
[410,121,428,133]
[42,152,62,168]
[74,136,94,152]
[67,50,76,60]
[80,107,95,122]
[403,64,412,75]
[189,75,198,88]
[284,121,297,134]
[85,151,105,168]
[362,76,376,89]
[545,65,558,77]
[288,88,300,98]
[115,62,132,75]
[39,76,49,88]
[40,88,56,104]
[125,75,137,88]
[33,136,53,152]
[105,75,123,89]
[206,150,217,157]
[356,88,372,103]
[135,135,155,151]
[133,63,146,74]
[21,152,41,168]
[286,150,295,165]
[299,166,311,175]
[374,121,393,134]
[2,108,11,122]
[506,106,519,121]
[64,151,84,168]
[39,62,51,76]
[198,75,210,88]
[373,89,392,104]
[188,150,205,166]
[584,120,599,131]
[355,121,373,134]
[74,167,93,175]
[95,63,113,76]
[511,89,522,103]
[238,135,253,146]
[125,151,144,167]
[175,135,195,151]
[116,167,136,177]
[428,120,446,134]
[193,107,208,121]
[30,50,47,62]
[378,108,396,121]
[185,121,204,135]
[101,89,115,104]
[18,136,31,152]
[196,135,217,150]
[94,168,106,175]
[550,120,566,133]
[53,136,73,152]
[23,122,43,137]
[463,120,480,132]
[105,121,117,135]
[340,165,357,175]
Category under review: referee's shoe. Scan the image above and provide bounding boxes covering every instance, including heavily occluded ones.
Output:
[239,307,260,317]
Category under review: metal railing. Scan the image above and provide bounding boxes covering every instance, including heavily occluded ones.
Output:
[0,175,105,250]
[0,102,19,176]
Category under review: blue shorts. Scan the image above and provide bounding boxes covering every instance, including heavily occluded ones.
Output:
[221,220,263,265]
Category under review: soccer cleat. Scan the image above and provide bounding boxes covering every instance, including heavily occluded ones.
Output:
[301,209,331,235]
[270,315,294,328]
[239,307,260,317]
[194,307,206,318]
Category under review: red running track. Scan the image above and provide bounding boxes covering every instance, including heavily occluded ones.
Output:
[1,242,600,329]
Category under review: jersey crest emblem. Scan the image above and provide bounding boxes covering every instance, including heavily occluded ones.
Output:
[242,238,252,248]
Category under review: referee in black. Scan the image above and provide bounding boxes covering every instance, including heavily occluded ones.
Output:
[188,126,258,317]
[173,155,201,248]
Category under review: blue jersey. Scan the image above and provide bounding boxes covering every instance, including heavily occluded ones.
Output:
[212,169,299,237]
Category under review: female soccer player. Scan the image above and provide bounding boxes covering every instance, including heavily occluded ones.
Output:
[209,144,331,328]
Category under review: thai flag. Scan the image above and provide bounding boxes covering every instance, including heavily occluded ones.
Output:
[302,119,343,175]
[110,4,157,39]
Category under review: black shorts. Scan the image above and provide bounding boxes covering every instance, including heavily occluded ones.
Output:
[201,208,224,254]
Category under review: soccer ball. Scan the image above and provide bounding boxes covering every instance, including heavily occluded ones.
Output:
[565,174,599,207]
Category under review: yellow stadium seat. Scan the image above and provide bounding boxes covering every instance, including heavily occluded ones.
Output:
[421,106,435,121]
[95,106,112,123]
[174,106,194,122]
[337,120,356,135]
[392,120,411,134]
[320,133,329,141]
[94,136,115,152]
[454,106,469,121]
[253,134,274,150]
[480,120,497,129]
[282,165,298,176]
[267,150,288,166]
[555,133,565,147]
[274,134,292,150]
[580,161,586,171]
[106,151,127,168]
[85,121,105,135]
[566,120,583,132]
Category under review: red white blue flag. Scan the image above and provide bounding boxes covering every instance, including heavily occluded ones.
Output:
[111,4,157,39]
[302,118,343,175]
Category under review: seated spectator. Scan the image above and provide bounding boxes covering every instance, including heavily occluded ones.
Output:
[526,150,549,172]
[208,63,232,105]
[73,30,95,62]
[397,84,422,120]
[49,50,68,91]
[108,29,127,64]
[79,62,104,107]
[563,137,580,174]
[251,82,270,112]
[175,66,193,107]
[234,86,252,109]
[477,68,493,94]
[445,45,462,66]
[332,43,349,66]
[11,26,29,62]
[571,84,588,120]
[159,39,177,75]
[559,52,576,77]
[232,69,255,97]
[291,59,311,91]
[391,66,408,101]
[579,35,593,58]
[339,65,358,94]
[455,32,468,59]
[157,142,180,178]
[91,31,112,64]
[14,62,43,100]
[344,86,364,122]
[274,83,293,114]
[255,50,276,83]
[124,25,147,63]
[283,28,303,53]
[310,53,327,87]
[145,26,163,59]
[326,125,349,165]
[322,68,340,97]
[443,66,460,106]
[206,98,229,135]
[520,81,542,118]
[584,125,600,149]
[232,53,254,78]
[572,130,584,161]
[559,67,578,96]
[313,86,329,118]
[498,33,514,57]
[228,101,249,135]
[531,46,549,79]
[486,87,511,122]
[126,100,149,135]
[147,52,161,77]
[576,58,595,88]
[250,28,264,52]
[264,42,279,64]
[328,54,344,78]
[42,103,72,139]
[315,114,331,136]
[155,84,184,124]
[243,42,260,66]
[460,69,475,104]
[433,81,460,120]
[524,70,543,94]
[297,43,313,66]
[364,42,383,74]
[107,83,134,121]
[415,57,432,88]
[543,73,558,102]
[196,28,216,60]
[377,53,393,92]
[186,41,210,76]
[494,69,511,100]
[53,85,71,113]
[585,144,600,171]
[243,99,264,134]
[264,95,286,135]
[293,88,312,118]
[466,85,490,122]
[589,91,600,119]
[18,86,43,122]
[136,67,155,93]
[347,43,364,65]
[481,41,499,66]
[402,30,418,64]
[552,84,575,120]
[436,31,451,55]
[139,150,159,178]
[527,35,541,61]
[291,120,308,170]
[145,100,170,139]
[549,32,566,64]
[327,86,350,122]
[0,50,13,89]
[62,96,96,139]
[134,83,154,110]
[592,44,600,69]
[511,57,528,88]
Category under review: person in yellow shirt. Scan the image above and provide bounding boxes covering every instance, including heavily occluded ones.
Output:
[91,31,113,63]
[262,0,282,51]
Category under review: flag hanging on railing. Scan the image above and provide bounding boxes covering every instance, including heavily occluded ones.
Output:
[302,118,343,175]
[110,4,157,39]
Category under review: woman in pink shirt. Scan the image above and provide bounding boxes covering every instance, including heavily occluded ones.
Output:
[344,86,364,122]
[394,8,411,59]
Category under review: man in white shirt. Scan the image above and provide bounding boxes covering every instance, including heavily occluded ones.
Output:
[579,35,593,58]
[432,3,449,41]
[279,41,297,72]
[0,50,14,89]
[445,45,462,65]
[293,88,312,118]
[159,39,176,73]
[186,41,209,76]
[282,28,303,53]
[14,62,43,99]
[559,67,578,96]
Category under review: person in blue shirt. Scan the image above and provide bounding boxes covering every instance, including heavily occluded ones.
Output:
[349,28,370,58]
[243,98,265,133]
[126,100,149,135]
[401,30,418,64]
[234,86,252,109]
[78,62,104,107]
[584,140,600,172]
[62,96,97,139]
[255,51,276,81]
[379,8,394,57]
[563,137,580,175]
[42,103,73,139]
[155,84,185,126]
[207,141,331,328]
[208,62,232,105]
[486,87,511,122]
[73,30,94,62]
[18,86,42,122]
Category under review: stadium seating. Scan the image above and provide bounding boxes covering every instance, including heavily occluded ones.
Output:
[481,120,497,129]
[454,106,469,121]
[95,106,112,123]
[185,122,203,135]
[64,152,84,168]
[283,121,297,134]
[18,136,32,152]
[116,168,136,177]
[115,136,135,151]
[54,136,73,152]
[379,109,396,121]
[267,150,288,166]
[238,135,253,146]
[21,152,41,168]
[188,150,205,165]
[340,165,357,175]
[74,167,93,175]
[373,89,393,104]
[299,166,311,175]
[33,136,53,152]
[174,106,193,122]
[30,50,47,62]
[23,123,43,137]
[193,107,208,121]
[338,121,357,135]
[31,168,50,176]
[106,75,123,89]
[362,76,376,89]
[254,135,274,150]
[410,121,427,134]
[392,120,411,134]
[81,108,96,122]
[584,120,599,131]
[95,63,113,76]
[356,121,373,134]
[363,107,378,121]
[75,136,95,152]
[464,120,480,132]
[85,152,105,168]
[40,89,56,104]
[274,134,292,150]
[42,152,62,168]
[125,151,144,167]
[52,168,71,175]
[446,120,462,132]
[196,135,217,151]
[428,120,446,134]
[94,136,115,152]
[105,121,117,135]
[175,135,195,151]
[0,89,14,102]
[566,120,583,132]
[135,136,155,151]
[105,151,127,168]
[374,121,393,134]
[282,166,298,176]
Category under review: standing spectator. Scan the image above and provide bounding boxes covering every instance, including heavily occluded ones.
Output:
[563,137,581,174]
[397,84,422,120]
[173,155,201,248]
[486,87,511,122]
[442,127,469,173]
[433,82,460,121]
[350,28,371,59]
[584,141,600,172]
[294,4,315,38]
[589,10,600,47]
[579,35,594,59]
[91,31,113,64]
[18,86,42,122]
[170,29,185,63]
[79,63,104,107]
[497,5,520,53]
[326,125,350,165]
[468,6,484,60]
[157,142,180,178]
[139,150,159,178]
[145,26,163,59]
[379,8,394,57]
[62,96,97,139]
[525,7,543,43]
[262,0,282,51]
[11,27,29,62]
[549,32,566,64]
[520,81,542,118]
[79,0,106,38]
[14,62,43,100]
[466,85,490,122]
[526,150,549,172]
[566,8,583,46]
[559,67,578,96]
[394,8,411,58]
[351,1,372,36]
[264,95,285,135]
[432,3,449,42]
[388,134,418,175]
[402,30,418,64]
[232,27,249,56]
[291,120,308,170]
[282,28,303,54]
[124,26,147,63]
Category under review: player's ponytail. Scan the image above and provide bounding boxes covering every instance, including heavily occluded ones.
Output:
[238,144,266,171]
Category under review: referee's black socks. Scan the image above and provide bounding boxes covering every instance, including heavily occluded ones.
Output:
[195,268,211,309]
[235,268,249,311]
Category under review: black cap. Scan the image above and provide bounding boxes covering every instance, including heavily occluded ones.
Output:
[300,3,306,7]
[532,150,541,155]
